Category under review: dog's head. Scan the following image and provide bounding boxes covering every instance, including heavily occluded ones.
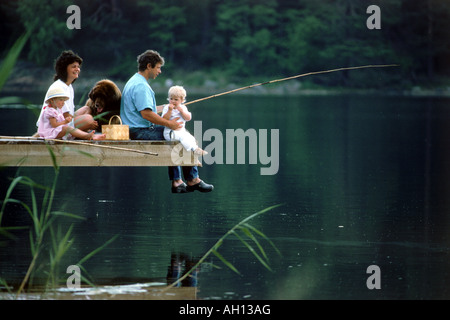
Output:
[87,79,121,123]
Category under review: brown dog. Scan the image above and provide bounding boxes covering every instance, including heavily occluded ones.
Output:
[84,79,122,125]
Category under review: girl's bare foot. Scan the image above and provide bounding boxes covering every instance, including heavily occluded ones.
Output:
[93,133,106,140]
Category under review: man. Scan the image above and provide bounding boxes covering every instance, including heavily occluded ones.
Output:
[120,50,213,193]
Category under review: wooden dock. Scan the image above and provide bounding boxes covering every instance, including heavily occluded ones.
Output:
[0,137,200,167]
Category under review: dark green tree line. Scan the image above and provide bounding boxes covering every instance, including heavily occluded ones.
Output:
[1,0,449,88]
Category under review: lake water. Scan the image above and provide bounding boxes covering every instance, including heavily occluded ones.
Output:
[1,93,450,299]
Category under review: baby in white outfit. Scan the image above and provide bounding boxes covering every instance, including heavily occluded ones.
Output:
[161,85,207,155]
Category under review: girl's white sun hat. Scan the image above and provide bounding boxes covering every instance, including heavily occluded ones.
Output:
[45,87,70,104]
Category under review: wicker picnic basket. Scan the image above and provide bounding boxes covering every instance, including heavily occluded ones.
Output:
[102,115,129,140]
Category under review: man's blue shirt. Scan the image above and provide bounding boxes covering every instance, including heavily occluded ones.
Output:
[120,73,156,128]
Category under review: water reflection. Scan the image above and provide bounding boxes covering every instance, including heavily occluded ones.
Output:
[167,252,199,288]
[1,95,450,299]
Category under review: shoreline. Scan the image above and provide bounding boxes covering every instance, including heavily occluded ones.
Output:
[2,62,450,99]
[3,82,450,99]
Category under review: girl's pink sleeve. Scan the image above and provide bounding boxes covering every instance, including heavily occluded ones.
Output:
[43,108,57,119]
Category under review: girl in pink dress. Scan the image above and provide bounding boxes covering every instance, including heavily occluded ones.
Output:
[38,87,106,140]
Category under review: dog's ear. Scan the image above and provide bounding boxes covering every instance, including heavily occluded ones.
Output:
[88,85,96,100]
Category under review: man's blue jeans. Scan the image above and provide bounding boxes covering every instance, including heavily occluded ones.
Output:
[130,126,199,181]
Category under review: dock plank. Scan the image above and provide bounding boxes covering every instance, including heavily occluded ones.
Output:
[0,138,200,167]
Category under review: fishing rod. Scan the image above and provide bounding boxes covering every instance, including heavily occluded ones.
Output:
[0,135,158,156]
[184,64,399,106]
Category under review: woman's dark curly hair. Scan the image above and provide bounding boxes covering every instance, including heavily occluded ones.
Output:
[53,50,83,83]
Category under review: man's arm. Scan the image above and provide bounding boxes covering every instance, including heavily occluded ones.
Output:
[140,109,182,130]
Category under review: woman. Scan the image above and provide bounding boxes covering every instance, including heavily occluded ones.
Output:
[36,50,98,136]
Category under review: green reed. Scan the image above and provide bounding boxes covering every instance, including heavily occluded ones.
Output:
[165,204,283,290]
[0,145,117,298]
[0,146,73,295]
